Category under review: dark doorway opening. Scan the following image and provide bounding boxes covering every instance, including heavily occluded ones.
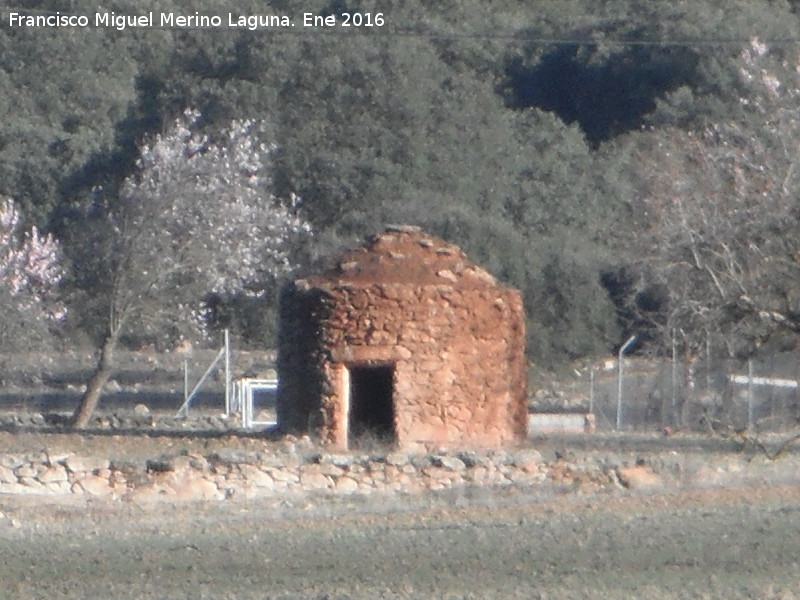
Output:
[348,364,396,447]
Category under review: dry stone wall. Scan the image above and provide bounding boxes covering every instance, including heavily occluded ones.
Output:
[0,441,557,502]
[7,435,800,505]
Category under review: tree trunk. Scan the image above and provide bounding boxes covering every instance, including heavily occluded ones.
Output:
[71,334,117,428]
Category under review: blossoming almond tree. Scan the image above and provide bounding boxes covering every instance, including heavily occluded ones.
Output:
[0,198,65,350]
[70,110,311,427]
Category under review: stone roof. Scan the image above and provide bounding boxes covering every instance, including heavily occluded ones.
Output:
[300,225,500,289]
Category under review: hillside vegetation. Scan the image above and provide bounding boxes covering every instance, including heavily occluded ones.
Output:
[3,0,800,369]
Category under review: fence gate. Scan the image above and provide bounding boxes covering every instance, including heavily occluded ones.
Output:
[232,378,278,428]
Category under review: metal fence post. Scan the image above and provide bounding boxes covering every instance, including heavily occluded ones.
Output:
[224,329,231,416]
[182,359,189,418]
[706,332,712,391]
[748,358,754,431]
[617,335,637,430]
[671,333,678,428]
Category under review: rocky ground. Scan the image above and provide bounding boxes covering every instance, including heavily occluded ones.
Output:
[2,421,800,599]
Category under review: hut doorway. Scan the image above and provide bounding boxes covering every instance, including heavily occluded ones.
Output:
[347,364,396,447]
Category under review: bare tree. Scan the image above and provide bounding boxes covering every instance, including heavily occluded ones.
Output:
[623,38,800,358]
[70,110,311,427]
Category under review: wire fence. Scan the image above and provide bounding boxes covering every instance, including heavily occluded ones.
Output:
[557,351,800,433]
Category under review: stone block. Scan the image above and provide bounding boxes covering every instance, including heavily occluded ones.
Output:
[19,476,45,490]
[268,468,300,484]
[0,482,48,495]
[0,465,17,484]
[37,464,69,484]
[76,474,115,497]
[317,462,345,477]
[616,465,662,491]
[0,455,25,470]
[65,456,110,474]
[386,452,410,467]
[169,475,222,501]
[43,481,73,495]
[238,464,276,489]
[299,467,333,490]
[14,464,40,479]
[431,455,466,471]
[422,466,452,483]
[334,476,359,493]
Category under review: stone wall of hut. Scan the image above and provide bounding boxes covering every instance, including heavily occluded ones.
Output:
[277,227,528,451]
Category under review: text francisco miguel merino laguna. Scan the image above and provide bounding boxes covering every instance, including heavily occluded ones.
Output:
[6,11,386,30]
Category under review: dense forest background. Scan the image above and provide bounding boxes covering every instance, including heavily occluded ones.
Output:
[4,0,800,370]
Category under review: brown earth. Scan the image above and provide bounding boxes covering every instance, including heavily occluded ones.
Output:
[2,429,800,599]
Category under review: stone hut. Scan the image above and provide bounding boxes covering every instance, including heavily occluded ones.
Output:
[277,225,528,451]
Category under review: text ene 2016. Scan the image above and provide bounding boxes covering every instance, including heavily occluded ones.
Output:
[303,12,385,27]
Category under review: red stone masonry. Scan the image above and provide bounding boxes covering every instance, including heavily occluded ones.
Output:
[277,225,527,451]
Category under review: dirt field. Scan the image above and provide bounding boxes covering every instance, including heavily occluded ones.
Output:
[3,429,800,599]
[3,484,800,599]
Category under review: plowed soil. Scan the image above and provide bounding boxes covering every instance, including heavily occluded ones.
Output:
[2,433,800,600]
